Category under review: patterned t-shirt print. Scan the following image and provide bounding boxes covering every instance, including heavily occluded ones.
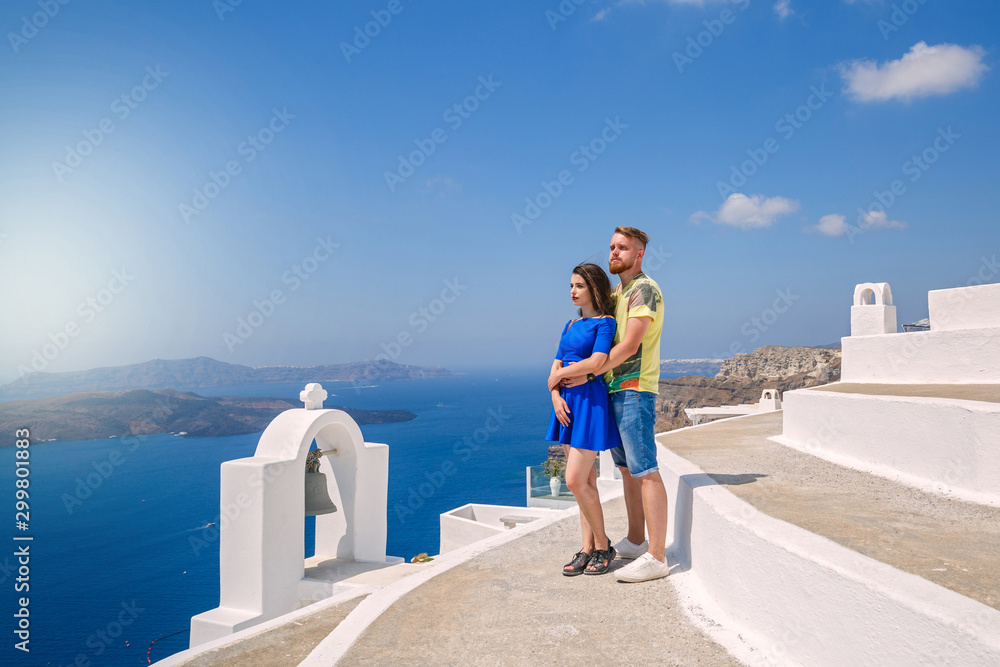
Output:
[607,273,663,394]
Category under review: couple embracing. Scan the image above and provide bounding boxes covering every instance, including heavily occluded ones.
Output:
[545,226,670,582]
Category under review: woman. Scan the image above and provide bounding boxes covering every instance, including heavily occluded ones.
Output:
[545,263,623,576]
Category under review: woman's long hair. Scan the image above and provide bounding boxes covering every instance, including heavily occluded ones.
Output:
[572,263,615,317]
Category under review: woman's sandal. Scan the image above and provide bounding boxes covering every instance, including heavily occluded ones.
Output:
[563,551,591,577]
[584,544,616,575]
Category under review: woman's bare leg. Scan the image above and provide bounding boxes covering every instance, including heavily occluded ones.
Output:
[584,457,597,546]
[563,445,594,572]
[565,448,608,560]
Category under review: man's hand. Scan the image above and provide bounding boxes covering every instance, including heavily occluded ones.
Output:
[561,374,588,389]
[552,394,571,426]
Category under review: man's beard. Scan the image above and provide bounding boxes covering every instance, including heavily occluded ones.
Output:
[608,257,634,275]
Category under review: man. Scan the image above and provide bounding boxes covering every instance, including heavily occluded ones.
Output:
[594,226,669,582]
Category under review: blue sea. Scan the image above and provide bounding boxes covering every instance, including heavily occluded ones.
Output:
[0,369,703,665]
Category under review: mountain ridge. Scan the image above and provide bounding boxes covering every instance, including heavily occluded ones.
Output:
[0,356,451,402]
[0,388,416,444]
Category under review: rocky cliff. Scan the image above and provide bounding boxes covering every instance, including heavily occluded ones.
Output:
[654,346,841,433]
[716,345,841,384]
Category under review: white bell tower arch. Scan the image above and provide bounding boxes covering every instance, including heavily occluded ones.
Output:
[189,384,393,647]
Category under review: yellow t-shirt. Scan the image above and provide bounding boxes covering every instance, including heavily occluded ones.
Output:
[604,272,663,394]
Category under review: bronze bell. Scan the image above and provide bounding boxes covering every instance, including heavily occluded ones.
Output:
[304,451,338,516]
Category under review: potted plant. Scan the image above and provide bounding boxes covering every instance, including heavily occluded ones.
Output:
[541,457,566,496]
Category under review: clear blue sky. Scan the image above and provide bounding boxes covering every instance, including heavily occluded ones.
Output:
[1,0,997,384]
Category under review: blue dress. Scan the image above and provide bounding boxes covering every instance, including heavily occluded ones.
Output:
[545,318,624,451]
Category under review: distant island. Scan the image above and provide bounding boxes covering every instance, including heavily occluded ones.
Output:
[0,388,417,444]
[0,356,452,402]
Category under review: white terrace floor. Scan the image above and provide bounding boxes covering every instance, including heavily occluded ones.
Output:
[662,411,1000,610]
[170,495,738,666]
[164,410,1000,665]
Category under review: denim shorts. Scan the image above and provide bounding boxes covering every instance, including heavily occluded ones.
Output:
[610,390,659,477]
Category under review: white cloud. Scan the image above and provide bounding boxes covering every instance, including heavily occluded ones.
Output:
[422,176,462,198]
[813,214,848,237]
[691,193,800,229]
[840,41,989,102]
[809,211,907,237]
[592,8,611,21]
[860,210,907,231]
[773,0,792,20]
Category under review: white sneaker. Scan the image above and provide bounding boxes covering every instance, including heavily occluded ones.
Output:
[612,537,648,560]
[616,552,670,582]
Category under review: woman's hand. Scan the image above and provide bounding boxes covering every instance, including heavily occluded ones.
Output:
[552,393,571,427]
[548,361,575,391]
[547,371,561,392]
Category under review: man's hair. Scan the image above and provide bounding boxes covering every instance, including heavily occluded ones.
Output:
[614,226,649,249]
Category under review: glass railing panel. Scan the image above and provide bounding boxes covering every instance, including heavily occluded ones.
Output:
[527,464,574,501]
